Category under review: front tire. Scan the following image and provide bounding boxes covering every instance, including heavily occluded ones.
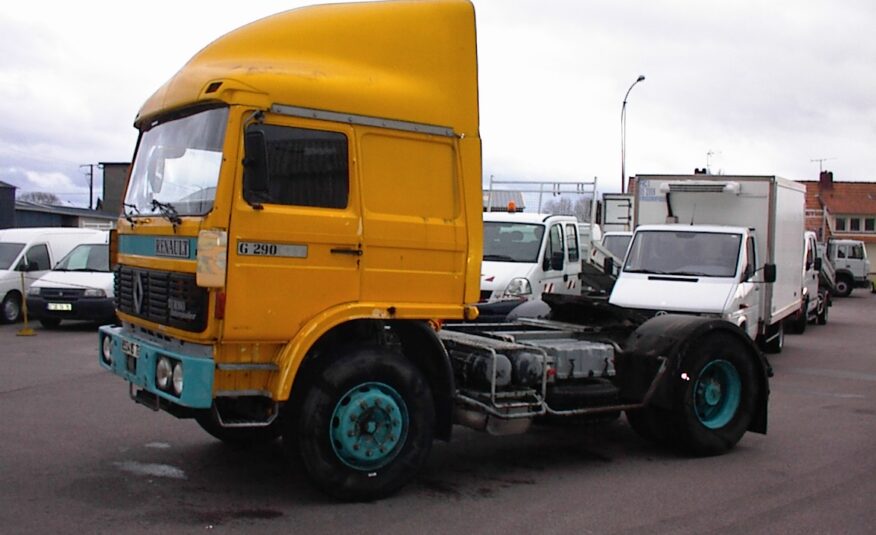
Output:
[296,347,434,501]
[816,290,829,325]
[1,292,22,323]
[673,332,759,456]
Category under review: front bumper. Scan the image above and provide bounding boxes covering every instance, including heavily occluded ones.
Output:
[27,296,116,323]
[98,324,214,409]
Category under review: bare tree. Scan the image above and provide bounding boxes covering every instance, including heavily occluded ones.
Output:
[543,196,593,222]
[18,192,61,204]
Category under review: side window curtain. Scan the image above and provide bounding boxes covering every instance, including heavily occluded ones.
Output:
[250,124,349,209]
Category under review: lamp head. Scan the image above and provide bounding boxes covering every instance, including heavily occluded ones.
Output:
[637,75,646,82]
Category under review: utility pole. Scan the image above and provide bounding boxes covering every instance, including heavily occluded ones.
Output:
[79,164,94,209]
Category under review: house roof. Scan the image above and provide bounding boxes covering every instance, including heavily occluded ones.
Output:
[0,180,17,189]
[800,180,876,215]
[15,200,118,220]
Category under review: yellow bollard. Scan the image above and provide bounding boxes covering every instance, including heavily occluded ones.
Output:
[16,271,35,337]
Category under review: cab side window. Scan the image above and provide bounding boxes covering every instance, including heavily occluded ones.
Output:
[17,244,50,271]
[745,236,757,278]
[565,224,579,262]
[545,224,564,271]
[245,124,348,209]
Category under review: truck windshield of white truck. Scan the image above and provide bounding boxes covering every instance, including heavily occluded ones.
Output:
[624,230,742,278]
[124,107,229,217]
[483,222,546,263]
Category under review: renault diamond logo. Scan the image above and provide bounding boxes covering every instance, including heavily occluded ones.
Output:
[133,271,144,314]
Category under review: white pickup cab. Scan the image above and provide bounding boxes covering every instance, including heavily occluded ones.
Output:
[481,212,582,303]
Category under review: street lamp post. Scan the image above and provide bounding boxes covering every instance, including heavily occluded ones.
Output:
[621,74,645,194]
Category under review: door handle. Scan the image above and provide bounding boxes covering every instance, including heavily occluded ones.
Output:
[331,247,363,256]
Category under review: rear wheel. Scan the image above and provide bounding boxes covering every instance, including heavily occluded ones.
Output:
[788,298,808,334]
[673,332,758,455]
[835,276,853,297]
[296,348,434,501]
[626,407,676,447]
[1,292,22,323]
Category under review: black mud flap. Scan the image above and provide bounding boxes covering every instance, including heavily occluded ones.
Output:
[618,314,770,435]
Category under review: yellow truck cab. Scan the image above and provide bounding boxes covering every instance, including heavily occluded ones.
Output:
[100,0,481,499]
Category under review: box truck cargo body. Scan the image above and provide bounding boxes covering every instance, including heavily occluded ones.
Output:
[611,175,805,352]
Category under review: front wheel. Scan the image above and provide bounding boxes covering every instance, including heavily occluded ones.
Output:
[1,292,22,324]
[816,291,829,325]
[296,348,434,501]
[674,332,759,456]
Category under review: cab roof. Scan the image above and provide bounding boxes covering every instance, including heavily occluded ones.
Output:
[136,0,479,138]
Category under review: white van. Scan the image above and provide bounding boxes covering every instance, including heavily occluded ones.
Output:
[480,212,582,303]
[25,232,115,328]
[0,227,106,323]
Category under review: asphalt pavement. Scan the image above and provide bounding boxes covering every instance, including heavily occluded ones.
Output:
[1,292,875,534]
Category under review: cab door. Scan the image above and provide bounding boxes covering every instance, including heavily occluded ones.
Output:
[225,117,361,341]
[737,235,761,339]
[540,223,567,296]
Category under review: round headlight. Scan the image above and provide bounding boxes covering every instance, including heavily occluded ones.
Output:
[172,362,184,396]
[101,336,113,365]
[156,357,173,390]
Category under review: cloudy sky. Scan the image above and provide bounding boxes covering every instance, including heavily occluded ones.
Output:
[1,0,874,207]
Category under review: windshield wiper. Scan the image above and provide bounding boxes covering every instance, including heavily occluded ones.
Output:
[123,203,140,227]
[483,254,516,261]
[150,199,182,228]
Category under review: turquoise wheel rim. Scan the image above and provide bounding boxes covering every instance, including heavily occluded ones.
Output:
[330,382,409,471]
[693,360,741,429]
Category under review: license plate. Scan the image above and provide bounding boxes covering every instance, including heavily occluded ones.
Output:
[122,340,141,359]
[47,303,72,311]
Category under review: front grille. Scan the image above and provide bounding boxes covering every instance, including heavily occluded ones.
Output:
[39,288,86,300]
[115,266,208,332]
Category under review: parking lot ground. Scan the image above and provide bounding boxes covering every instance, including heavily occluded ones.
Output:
[1,294,875,534]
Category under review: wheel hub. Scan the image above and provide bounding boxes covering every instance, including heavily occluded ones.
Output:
[693,359,741,430]
[330,382,408,470]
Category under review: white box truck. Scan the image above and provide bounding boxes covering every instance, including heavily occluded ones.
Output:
[610,175,805,353]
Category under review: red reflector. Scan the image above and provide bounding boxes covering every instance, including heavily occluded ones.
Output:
[215,291,226,320]
[547,367,557,378]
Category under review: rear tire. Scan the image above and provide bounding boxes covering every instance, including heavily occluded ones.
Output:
[1,292,22,324]
[296,347,434,501]
[626,407,676,447]
[787,299,808,334]
[835,276,853,297]
[673,332,759,456]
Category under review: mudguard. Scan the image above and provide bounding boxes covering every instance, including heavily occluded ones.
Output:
[618,314,770,434]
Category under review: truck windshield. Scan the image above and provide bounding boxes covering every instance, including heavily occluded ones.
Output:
[483,222,545,263]
[624,230,742,278]
[124,107,229,217]
[0,243,25,270]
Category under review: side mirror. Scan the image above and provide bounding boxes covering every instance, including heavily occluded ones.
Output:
[242,129,269,205]
[814,257,822,271]
[603,256,615,275]
[550,251,564,271]
[763,263,777,283]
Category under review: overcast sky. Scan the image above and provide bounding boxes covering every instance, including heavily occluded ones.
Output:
[2,0,874,207]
